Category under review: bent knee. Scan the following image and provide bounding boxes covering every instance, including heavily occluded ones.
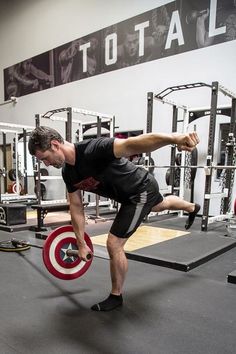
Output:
[152,198,168,212]
[107,233,127,256]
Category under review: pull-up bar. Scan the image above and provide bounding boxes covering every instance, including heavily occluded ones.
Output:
[42,107,114,120]
[155,82,236,101]
[155,82,211,100]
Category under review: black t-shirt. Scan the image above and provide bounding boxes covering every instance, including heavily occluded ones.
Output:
[62,137,149,203]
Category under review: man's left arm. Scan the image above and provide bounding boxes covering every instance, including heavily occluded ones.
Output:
[113,132,199,158]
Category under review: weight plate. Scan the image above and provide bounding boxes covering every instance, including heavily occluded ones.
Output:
[42,225,93,280]
[0,240,30,252]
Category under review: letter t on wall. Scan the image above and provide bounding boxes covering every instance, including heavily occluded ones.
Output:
[135,21,150,56]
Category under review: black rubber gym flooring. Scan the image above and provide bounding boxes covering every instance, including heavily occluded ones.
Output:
[1,217,236,354]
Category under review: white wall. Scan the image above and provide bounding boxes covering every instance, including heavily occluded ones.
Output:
[0,0,236,208]
[0,0,235,128]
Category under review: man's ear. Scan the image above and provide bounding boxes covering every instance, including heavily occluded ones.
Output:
[50,140,60,151]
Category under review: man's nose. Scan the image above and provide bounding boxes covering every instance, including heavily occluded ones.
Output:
[43,160,50,167]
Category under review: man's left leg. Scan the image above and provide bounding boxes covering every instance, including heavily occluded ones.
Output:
[151,195,200,229]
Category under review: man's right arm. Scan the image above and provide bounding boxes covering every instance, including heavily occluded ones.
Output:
[196,9,214,47]
[113,132,199,158]
[68,189,92,261]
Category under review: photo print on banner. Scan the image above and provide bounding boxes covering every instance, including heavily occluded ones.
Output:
[3,0,236,100]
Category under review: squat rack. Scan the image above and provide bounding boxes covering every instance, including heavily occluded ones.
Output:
[33,106,115,233]
[146,81,236,231]
[0,122,35,203]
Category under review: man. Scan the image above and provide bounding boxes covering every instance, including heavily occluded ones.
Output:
[6,59,53,98]
[58,37,99,84]
[117,26,153,68]
[28,127,200,311]
[195,2,236,48]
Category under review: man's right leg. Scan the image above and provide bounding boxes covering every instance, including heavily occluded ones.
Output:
[91,189,153,311]
[107,233,128,295]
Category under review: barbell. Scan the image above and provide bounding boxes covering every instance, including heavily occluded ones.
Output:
[0,225,94,280]
[136,164,236,170]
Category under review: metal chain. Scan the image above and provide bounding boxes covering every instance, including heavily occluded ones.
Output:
[220,155,227,214]
[184,152,191,189]
[219,144,228,214]
[228,143,236,212]
[220,141,236,213]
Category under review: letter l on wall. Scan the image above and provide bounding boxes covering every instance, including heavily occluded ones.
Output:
[209,0,226,37]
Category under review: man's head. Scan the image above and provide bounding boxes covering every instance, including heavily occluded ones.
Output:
[22,59,33,74]
[124,31,139,57]
[28,126,65,168]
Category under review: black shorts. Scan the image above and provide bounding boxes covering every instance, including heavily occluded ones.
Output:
[110,174,163,238]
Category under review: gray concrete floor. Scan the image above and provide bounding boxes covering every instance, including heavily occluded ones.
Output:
[0,227,236,354]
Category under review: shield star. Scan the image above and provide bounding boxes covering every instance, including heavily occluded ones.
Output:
[61,243,76,261]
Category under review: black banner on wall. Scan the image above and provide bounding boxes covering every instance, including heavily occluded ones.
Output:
[3,0,236,100]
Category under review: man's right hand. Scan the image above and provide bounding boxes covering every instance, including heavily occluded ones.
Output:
[78,244,93,262]
[175,132,200,152]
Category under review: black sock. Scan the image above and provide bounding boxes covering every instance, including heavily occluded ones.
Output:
[185,203,200,230]
[91,294,123,311]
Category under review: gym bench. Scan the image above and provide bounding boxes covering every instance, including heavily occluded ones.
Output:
[30,202,70,232]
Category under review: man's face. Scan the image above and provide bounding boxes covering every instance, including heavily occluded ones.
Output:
[22,59,32,74]
[35,144,65,169]
[124,33,139,57]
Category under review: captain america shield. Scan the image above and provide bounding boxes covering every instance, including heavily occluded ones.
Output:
[42,225,93,280]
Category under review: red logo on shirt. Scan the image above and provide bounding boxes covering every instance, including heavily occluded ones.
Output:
[74,177,100,191]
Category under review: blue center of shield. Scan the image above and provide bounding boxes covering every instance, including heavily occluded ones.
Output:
[60,242,78,263]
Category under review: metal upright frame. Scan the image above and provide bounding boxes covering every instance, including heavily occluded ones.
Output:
[223,98,236,214]
[2,132,7,192]
[201,82,219,230]
[146,88,188,199]
[200,84,236,231]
